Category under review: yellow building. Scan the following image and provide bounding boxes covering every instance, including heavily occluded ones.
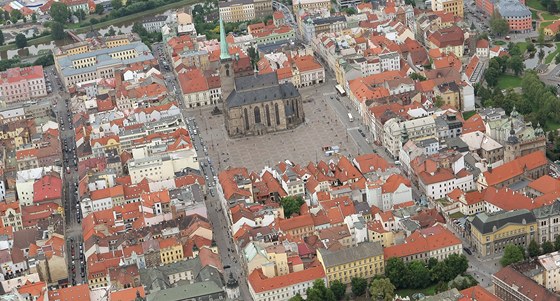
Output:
[219,0,255,23]
[159,238,184,264]
[293,0,331,12]
[434,81,462,110]
[431,0,464,17]
[469,210,537,257]
[367,221,394,248]
[427,26,465,58]
[317,241,384,285]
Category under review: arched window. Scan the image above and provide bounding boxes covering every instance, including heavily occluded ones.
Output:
[244,108,249,130]
[265,104,271,126]
[254,106,261,124]
[275,103,280,125]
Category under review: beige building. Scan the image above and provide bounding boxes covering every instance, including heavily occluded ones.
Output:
[219,0,256,23]
[538,251,560,293]
[55,41,154,90]
[317,242,384,285]
[0,66,47,104]
[431,0,464,17]
[293,0,331,11]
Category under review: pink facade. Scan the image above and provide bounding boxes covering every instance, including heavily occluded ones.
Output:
[0,66,47,103]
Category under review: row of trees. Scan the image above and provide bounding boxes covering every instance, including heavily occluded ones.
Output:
[132,22,163,45]
[288,279,355,301]
[539,0,558,14]
[386,254,469,290]
[484,54,525,87]
[0,9,37,24]
[501,236,560,267]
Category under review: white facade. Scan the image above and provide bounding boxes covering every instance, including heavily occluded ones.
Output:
[249,271,326,301]
[538,251,560,293]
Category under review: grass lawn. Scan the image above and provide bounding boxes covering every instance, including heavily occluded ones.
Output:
[497,74,523,89]
[449,212,465,219]
[517,41,528,54]
[531,9,539,19]
[541,20,554,30]
[396,284,438,298]
[545,42,560,64]
[527,0,546,10]
[463,111,477,120]
[546,120,560,131]
[494,40,506,45]
[541,12,560,20]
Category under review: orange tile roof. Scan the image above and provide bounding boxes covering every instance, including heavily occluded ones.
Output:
[17,281,46,298]
[248,264,325,293]
[476,39,489,49]
[384,224,461,259]
[418,168,456,185]
[546,20,560,33]
[382,174,411,193]
[367,220,388,233]
[482,151,547,187]
[159,237,180,249]
[460,285,500,301]
[462,113,485,134]
[218,168,252,200]
[110,287,145,301]
[90,185,124,200]
[482,187,544,211]
[47,284,90,301]
[354,153,390,173]
[292,55,322,72]
[277,214,314,232]
[528,175,560,195]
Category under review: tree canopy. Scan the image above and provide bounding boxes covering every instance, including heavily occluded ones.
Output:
[369,278,396,301]
[50,21,66,40]
[279,196,305,218]
[501,244,525,266]
[15,33,27,48]
[50,2,70,24]
[351,277,367,296]
[490,13,509,36]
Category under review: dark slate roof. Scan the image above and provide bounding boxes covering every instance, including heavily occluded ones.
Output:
[226,73,300,108]
[533,200,560,219]
[470,209,535,235]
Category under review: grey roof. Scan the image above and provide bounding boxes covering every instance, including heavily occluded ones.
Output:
[142,16,167,24]
[496,0,531,18]
[533,200,560,219]
[145,281,224,301]
[318,241,383,268]
[226,73,300,108]
[470,210,536,235]
[312,15,346,25]
[57,42,154,77]
[446,137,469,152]
[416,137,439,148]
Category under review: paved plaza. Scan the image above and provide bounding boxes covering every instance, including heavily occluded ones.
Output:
[187,87,360,172]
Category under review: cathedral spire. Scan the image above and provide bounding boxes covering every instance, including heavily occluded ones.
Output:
[219,16,231,61]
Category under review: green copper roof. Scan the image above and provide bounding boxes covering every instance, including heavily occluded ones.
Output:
[219,16,231,61]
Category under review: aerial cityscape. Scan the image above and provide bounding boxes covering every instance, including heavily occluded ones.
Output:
[1,0,560,300]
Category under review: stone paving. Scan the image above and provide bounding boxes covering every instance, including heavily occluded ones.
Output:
[187,87,360,172]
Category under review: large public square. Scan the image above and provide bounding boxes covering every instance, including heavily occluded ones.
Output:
[186,84,362,172]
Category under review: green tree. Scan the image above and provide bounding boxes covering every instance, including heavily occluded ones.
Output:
[485,67,500,87]
[75,9,86,21]
[507,55,524,76]
[351,277,367,296]
[501,244,525,266]
[247,46,259,68]
[555,235,560,251]
[538,28,545,48]
[527,41,536,52]
[529,239,541,257]
[344,7,357,15]
[15,33,27,48]
[111,0,123,10]
[95,4,104,15]
[549,0,558,13]
[385,257,410,289]
[132,22,148,37]
[410,72,427,81]
[50,21,66,40]
[106,26,116,37]
[0,29,4,46]
[556,53,560,65]
[279,196,304,218]
[50,2,70,24]
[490,12,509,36]
[10,9,22,23]
[306,279,328,301]
[431,260,452,282]
[408,261,431,288]
[3,11,9,21]
[539,49,546,62]
[33,54,54,67]
[31,13,37,23]
[369,278,395,301]
[329,280,346,300]
[542,240,555,254]
[325,289,336,301]
[444,254,469,278]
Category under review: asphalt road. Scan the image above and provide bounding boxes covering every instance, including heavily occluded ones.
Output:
[49,66,87,286]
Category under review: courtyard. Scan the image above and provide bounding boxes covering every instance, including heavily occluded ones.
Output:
[185,85,361,173]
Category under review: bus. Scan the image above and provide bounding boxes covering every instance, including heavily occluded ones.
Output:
[348,113,354,122]
[335,85,346,96]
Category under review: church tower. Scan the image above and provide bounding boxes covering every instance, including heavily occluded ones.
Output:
[219,16,234,107]
[504,120,520,163]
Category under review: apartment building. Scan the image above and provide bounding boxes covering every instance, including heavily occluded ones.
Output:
[533,200,560,244]
[317,241,384,285]
[493,266,560,301]
[427,26,465,58]
[383,116,437,159]
[219,0,256,23]
[431,0,464,17]
[0,66,47,104]
[537,251,560,293]
[248,265,326,301]
[469,210,537,257]
[55,41,155,89]
[292,0,331,11]
[496,0,532,33]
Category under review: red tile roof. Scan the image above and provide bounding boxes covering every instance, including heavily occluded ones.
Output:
[427,26,464,48]
[460,285,499,301]
[482,151,547,187]
[248,264,325,293]
[33,173,62,204]
[110,287,145,301]
[382,174,411,193]
[384,224,461,259]
[47,284,91,301]
[493,266,559,301]
[462,114,485,134]
[527,175,560,195]
[277,214,314,232]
